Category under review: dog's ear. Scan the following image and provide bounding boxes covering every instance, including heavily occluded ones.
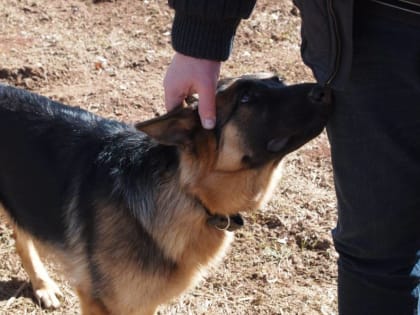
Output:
[135,107,200,147]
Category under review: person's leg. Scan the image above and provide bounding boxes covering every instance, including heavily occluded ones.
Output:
[327,11,420,315]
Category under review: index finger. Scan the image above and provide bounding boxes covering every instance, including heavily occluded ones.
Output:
[196,83,217,129]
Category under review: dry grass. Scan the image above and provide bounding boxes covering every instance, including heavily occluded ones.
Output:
[0,0,337,314]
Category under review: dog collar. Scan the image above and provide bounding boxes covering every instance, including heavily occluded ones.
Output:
[194,197,244,231]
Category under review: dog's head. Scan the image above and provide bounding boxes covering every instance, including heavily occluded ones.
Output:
[136,74,331,215]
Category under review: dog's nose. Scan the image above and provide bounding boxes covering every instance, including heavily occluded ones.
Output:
[308,85,333,118]
[309,85,332,106]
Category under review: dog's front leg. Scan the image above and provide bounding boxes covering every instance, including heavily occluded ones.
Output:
[13,227,62,308]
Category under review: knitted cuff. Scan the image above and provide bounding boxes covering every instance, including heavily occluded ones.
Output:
[171,14,240,62]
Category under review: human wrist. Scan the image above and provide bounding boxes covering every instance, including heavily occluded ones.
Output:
[171,14,240,62]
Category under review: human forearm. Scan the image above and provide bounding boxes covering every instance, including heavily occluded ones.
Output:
[168,0,256,61]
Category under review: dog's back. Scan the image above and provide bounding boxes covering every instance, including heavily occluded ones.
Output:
[0,85,171,243]
[0,85,111,241]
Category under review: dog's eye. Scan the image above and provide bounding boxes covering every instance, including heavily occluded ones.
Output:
[240,91,261,104]
[240,93,251,104]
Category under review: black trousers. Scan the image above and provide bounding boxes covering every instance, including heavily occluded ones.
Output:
[327,10,420,315]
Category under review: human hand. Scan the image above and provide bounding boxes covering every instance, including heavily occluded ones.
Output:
[164,53,221,129]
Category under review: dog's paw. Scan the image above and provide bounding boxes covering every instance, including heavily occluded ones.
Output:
[33,280,63,309]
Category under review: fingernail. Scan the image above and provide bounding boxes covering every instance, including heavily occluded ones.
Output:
[202,118,216,129]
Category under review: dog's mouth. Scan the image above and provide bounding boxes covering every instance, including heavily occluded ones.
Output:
[268,100,331,155]
[266,120,327,156]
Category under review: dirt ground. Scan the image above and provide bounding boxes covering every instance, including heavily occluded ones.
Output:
[0,0,338,314]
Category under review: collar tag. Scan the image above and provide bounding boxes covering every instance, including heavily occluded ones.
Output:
[207,214,244,231]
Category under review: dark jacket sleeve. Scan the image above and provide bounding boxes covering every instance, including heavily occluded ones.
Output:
[168,0,256,61]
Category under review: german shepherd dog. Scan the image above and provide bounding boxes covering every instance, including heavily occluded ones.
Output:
[0,74,330,315]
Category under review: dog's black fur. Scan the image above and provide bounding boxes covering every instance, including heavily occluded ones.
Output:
[0,85,180,274]
[0,88,161,238]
